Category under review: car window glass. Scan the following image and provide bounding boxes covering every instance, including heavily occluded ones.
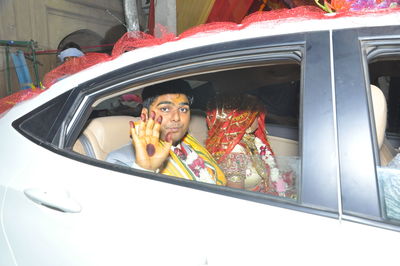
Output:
[367,45,400,223]
[377,167,400,221]
[14,91,72,143]
[74,62,301,202]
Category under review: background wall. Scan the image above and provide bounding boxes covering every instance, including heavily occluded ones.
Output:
[0,0,126,97]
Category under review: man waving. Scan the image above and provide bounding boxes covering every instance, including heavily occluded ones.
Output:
[106,79,226,186]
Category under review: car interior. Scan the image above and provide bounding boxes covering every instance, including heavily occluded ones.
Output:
[72,63,301,165]
[371,84,397,166]
[72,83,391,165]
[70,56,400,191]
[369,57,400,166]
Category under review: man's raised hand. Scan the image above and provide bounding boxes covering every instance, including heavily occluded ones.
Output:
[130,111,172,171]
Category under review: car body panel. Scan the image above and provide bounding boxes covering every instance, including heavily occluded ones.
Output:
[3,139,400,266]
[1,10,400,266]
[1,134,334,266]
[334,25,400,218]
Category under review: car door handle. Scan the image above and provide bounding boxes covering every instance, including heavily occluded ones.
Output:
[24,188,82,213]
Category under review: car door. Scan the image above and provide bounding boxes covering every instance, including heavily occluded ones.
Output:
[2,30,349,266]
[334,24,400,224]
[333,24,400,255]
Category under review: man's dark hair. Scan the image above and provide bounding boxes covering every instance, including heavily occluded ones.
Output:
[141,79,193,109]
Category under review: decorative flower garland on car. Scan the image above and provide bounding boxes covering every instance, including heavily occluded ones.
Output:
[315,0,399,12]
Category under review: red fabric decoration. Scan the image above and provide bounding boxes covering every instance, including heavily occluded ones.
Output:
[242,6,325,23]
[206,94,274,163]
[207,0,255,23]
[3,6,400,116]
[111,29,175,57]
[46,6,400,89]
[0,89,42,115]
[42,53,111,89]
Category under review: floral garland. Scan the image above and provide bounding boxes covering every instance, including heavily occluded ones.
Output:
[315,0,399,12]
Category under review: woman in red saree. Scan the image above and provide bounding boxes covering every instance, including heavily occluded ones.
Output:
[206,93,295,197]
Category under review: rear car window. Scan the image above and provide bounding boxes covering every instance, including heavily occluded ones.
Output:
[367,41,400,223]
[78,62,301,201]
[13,91,72,144]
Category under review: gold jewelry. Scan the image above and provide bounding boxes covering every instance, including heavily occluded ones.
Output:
[227,175,244,183]
[241,134,268,181]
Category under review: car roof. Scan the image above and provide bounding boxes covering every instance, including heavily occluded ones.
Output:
[62,8,400,81]
[3,7,400,119]
[59,8,400,82]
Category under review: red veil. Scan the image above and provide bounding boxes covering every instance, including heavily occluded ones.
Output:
[206,94,274,163]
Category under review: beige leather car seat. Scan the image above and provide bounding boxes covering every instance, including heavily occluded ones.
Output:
[73,116,136,160]
[371,84,396,166]
[268,135,299,156]
[188,109,208,145]
[73,110,209,160]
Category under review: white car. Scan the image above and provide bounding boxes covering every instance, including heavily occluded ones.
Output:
[1,8,400,266]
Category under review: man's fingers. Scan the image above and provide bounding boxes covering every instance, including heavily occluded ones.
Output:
[146,111,155,137]
[130,121,137,138]
[138,114,146,138]
[162,132,173,151]
[130,124,142,146]
[152,115,162,139]
[131,122,152,169]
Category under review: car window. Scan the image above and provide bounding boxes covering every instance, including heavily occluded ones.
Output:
[15,33,338,215]
[365,40,400,223]
[63,30,340,214]
[14,90,72,144]
[74,61,302,201]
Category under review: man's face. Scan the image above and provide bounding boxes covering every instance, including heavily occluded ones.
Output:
[144,93,191,145]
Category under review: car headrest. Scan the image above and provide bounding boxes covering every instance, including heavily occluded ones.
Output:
[371,84,387,149]
[189,109,208,145]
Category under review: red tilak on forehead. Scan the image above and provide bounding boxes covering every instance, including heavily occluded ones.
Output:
[153,94,189,107]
